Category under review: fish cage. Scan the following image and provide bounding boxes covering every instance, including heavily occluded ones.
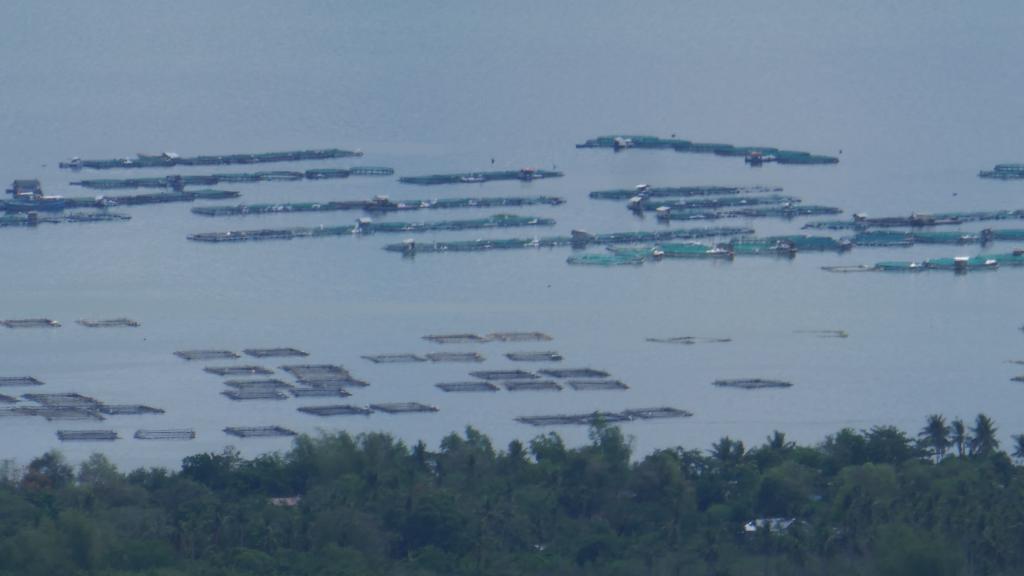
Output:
[223,379,293,390]
[23,393,101,407]
[713,379,793,390]
[0,376,44,387]
[506,351,563,362]
[539,368,610,379]
[222,389,288,401]
[646,336,732,345]
[435,382,500,393]
[76,318,140,328]
[370,402,439,414]
[290,388,352,398]
[425,352,484,363]
[57,430,118,441]
[59,148,363,170]
[175,350,240,361]
[223,426,297,438]
[0,394,18,403]
[281,364,367,387]
[193,196,566,218]
[362,354,427,364]
[488,331,553,342]
[2,319,60,328]
[298,405,372,417]
[204,365,274,376]
[470,370,539,381]
[33,407,106,421]
[567,380,629,391]
[399,169,563,185]
[567,252,645,266]
[243,348,309,358]
[503,380,562,392]
[516,412,632,427]
[96,405,165,415]
[423,333,490,344]
[621,407,694,420]
[590,185,775,200]
[134,429,196,440]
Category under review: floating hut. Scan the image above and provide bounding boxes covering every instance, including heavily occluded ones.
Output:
[60,148,363,170]
[399,169,562,185]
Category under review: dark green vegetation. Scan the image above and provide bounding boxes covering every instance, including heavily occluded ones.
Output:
[1,414,1023,575]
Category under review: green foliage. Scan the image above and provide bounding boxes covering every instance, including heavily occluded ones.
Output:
[1,416,1024,575]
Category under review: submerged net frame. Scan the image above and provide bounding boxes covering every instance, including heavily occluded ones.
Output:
[223,378,293,390]
[362,354,427,364]
[503,380,562,392]
[290,387,352,398]
[487,332,553,342]
[423,333,490,344]
[712,379,793,390]
[470,370,539,381]
[539,368,610,379]
[204,365,274,376]
[646,336,732,345]
[57,430,118,441]
[506,351,563,362]
[222,389,289,401]
[0,394,16,404]
[425,352,484,363]
[3,319,60,328]
[76,318,140,328]
[567,380,629,391]
[23,393,101,407]
[96,405,165,415]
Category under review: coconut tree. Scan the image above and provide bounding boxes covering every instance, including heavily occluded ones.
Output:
[969,413,999,457]
[951,418,968,457]
[919,414,951,461]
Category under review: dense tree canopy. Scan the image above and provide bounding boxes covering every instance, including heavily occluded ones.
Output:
[0,414,1022,575]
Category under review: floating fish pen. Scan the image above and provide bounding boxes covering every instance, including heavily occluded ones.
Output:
[23,392,101,408]
[436,382,500,392]
[0,406,104,421]
[362,354,427,364]
[865,255,1004,273]
[298,405,372,417]
[646,336,732,345]
[175,350,240,361]
[0,394,17,403]
[979,164,1024,180]
[651,205,843,222]
[135,429,196,440]
[423,333,490,344]
[369,402,439,414]
[795,330,848,339]
[2,318,60,328]
[621,407,694,420]
[506,351,563,362]
[281,364,368,387]
[188,214,556,243]
[76,318,140,328]
[0,376,44,387]
[516,412,633,426]
[590,185,778,200]
[426,352,485,363]
[290,387,352,398]
[713,379,793,390]
[852,231,983,247]
[568,380,629,391]
[1013,376,1024,383]
[243,347,308,358]
[224,426,296,438]
[222,389,289,401]
[192,196,566,217]
[204,365,273,376]
[805,210,1024,231]
[388,226,754,255]
[53,189,240,210]
[71,167,392,190]
[490,331,553,342]
[655,242,734,259]
[60,148,364,170]
[978,250,1024,266]
[567,252,646,266]
[399,169,563,185]
[0,211,131,226]
[540,368,610,379]
[576,135,839,165]
[223,379,293,390]
[632,195,801,212]
[96,405,165,415]
[57,430,118,441]
[471,370,538,381]
[504,380,562,392]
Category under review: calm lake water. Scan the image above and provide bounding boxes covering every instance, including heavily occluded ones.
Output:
[1,1,1023,468]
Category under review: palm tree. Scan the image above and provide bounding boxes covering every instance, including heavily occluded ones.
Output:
[969,413,999,457]
[951,418,967,457]
[765,430,795,452]
[919,414,951,461]
[1012,434,1024,463]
